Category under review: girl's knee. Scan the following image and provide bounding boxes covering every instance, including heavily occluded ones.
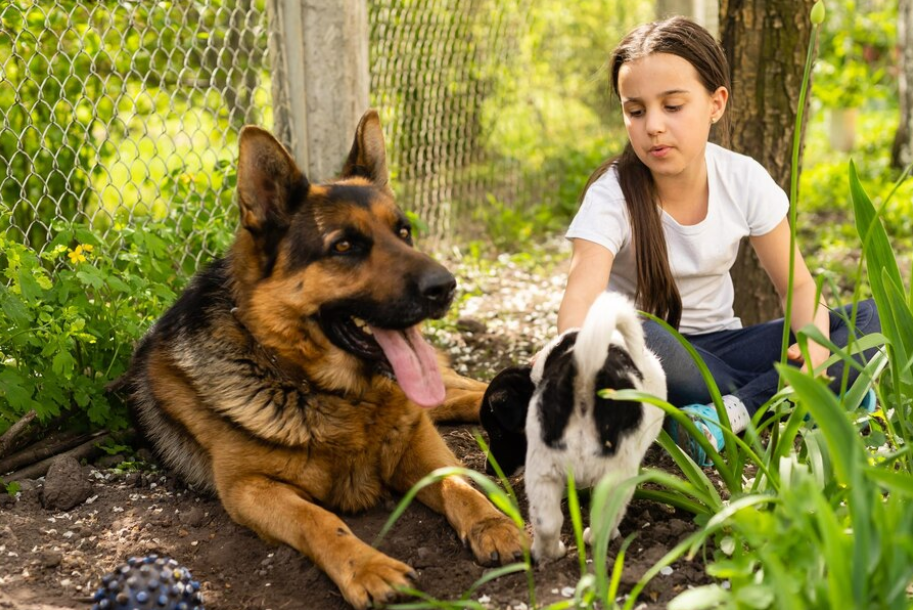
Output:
[832,298,881,339]
[854,298,881,335]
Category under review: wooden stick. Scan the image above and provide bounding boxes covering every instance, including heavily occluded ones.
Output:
[0,430,104,475]
[0,410,38,460]
[5,433,111,482]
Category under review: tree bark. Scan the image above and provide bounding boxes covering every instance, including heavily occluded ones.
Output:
[719,0,816,325]
[893,0,913,169]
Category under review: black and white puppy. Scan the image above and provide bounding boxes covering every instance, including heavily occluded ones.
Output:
[481,292,666,560]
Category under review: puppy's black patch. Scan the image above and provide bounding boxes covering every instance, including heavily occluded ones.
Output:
[542,331,577,373]
[537,346,577,451]
[480,366,535,475]
[593,347,644,456]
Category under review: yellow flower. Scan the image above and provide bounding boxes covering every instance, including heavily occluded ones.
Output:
[67,245,88,264]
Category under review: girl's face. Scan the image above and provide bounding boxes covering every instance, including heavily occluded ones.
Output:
[617,52,728,182]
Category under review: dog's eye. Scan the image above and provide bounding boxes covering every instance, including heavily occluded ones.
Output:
[398,227,410,240]
[333,240,351,253]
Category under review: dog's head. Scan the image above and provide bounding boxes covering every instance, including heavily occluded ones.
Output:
[480,365,535,476]
[231,110,454,407]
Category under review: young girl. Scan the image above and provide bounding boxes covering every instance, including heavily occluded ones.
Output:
[557,16,881,466]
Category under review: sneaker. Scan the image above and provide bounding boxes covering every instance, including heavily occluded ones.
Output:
[666,404,724,468]
[859,388,877,413]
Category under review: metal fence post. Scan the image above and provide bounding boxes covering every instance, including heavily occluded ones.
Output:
[268,0,369,182]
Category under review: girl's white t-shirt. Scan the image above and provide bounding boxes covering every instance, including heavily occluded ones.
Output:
[566,143,790,335]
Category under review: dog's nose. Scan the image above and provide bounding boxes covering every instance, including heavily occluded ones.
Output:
[418,267,456,304]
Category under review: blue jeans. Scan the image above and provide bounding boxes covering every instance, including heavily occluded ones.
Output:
[643,299,882,415]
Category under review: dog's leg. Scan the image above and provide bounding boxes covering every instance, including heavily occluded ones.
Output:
[526,472,567,561]
[427,369,487,423]
[217,475,415,610]
[390,415,526,564]
[428,388,485,423]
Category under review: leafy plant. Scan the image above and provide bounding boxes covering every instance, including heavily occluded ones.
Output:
[0,220,175,433]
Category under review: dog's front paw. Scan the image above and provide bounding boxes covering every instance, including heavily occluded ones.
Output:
[339,551,418,610]
[465,515,526,566]
[531,536,566,562]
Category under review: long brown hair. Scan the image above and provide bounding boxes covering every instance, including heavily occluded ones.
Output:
[582,16,732,329]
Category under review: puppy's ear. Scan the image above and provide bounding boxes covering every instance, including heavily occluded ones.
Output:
[482,366,534,431]
[237,127,308,234]
[480,366,534,476]
[341,109,390,189]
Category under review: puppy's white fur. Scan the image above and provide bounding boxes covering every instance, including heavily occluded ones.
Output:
[525,292,666,560]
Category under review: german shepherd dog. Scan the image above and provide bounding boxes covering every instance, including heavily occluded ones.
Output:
[123,110,525,608]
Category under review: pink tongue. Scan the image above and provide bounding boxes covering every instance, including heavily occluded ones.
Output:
[370,325,445,408]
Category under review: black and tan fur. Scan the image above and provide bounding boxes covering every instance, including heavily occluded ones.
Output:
[124,110,524,609]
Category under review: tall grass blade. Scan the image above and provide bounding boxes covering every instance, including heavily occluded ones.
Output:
[565,466,588,577]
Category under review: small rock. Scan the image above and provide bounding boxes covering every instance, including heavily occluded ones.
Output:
[16,479,39,492]
[0,493,14,508]
[41,457,93,511]
[39,551,63,569]
[181,506,208,528]
[456,317,487,334]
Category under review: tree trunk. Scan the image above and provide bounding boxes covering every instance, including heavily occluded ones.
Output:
[893,0,913,169]
[719,0,815,325]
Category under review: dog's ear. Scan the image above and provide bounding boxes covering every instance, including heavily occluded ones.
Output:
[237,126,308,233]
[341,109,390,189]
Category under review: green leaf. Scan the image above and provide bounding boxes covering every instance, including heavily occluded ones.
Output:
[76,267,106,289]
[0,369,34,410]
[17,268,44,302]
[0,285,33,328]
[51,350,77,377]
[734,584,775,609]
[668,584,730,610]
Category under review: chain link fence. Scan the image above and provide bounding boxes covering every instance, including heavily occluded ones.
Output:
[0,0,275,272]
[369,0,528,243]
[0,0,547,271]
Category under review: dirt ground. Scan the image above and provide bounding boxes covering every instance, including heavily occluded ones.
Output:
[0,243,714,610]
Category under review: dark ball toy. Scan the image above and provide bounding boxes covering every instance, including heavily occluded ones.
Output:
[91,555,204,610]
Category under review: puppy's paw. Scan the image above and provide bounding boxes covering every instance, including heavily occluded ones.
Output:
[340,551,418,610]
[582,526,621,546]
[466,515,527,566]
[531,536,566,562]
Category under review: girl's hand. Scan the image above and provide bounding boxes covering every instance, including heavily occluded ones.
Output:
[787,343,830,376]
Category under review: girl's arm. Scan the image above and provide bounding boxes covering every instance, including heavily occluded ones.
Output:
[557,239,615,333]
[750,218,830,375]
